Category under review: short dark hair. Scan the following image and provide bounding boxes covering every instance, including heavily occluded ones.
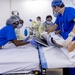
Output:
[37,16,41,19]
[46,15,52,20]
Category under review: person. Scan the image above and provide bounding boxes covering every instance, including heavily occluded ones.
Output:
[36,16,44,37]
[32,16,41,37]
[43,15,54,32]
[41,0,75,52]
[15,17,24,40]
[0,16,37,49]
[36,16,41,23]
[29,16,44,37]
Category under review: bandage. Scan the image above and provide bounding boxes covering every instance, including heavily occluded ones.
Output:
[63,32,75,47]
[41,31,48,40]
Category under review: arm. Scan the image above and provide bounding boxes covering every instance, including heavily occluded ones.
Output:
[55,30,60,34]
[47,24,58,34]
[12,40,29,46]
[62,18,75,49]
[73,18,75,22]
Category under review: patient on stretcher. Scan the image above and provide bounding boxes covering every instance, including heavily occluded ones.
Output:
[41,29,75,52]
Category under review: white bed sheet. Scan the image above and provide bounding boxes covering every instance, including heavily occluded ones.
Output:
[39,46,75,68]
[0,43,40,74]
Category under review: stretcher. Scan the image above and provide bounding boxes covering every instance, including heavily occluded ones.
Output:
[38,45,75,75]
[0,43,40,74]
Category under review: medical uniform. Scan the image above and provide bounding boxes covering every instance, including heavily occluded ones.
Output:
[0,25,17,46]
[43,21,54,31]
[55,7,75,40]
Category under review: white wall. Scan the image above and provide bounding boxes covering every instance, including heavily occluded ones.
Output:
[63,0,75,7]
[0,0,75,35]
[11,0,75,25]
[0,0,11,28]
[11,0,53,25]
[11,0,54,36]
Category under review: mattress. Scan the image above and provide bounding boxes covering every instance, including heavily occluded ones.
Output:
[38,45,75,69]
[0,43,40,74]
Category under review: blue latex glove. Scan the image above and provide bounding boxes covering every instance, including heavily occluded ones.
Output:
[29,39,38,46]
[23,36,30,42]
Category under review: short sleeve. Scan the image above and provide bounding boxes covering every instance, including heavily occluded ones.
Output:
[6,26,17,41]
[67,7,75,22]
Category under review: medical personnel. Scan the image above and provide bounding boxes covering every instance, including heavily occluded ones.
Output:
[43,15,54,32]
[33,16,42,37]
[0,16,36,49]
[46,0,75,52]
[36,16,44,37]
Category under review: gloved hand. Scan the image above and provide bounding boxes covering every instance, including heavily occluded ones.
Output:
[23,36,30,42]
[29,39,38,46]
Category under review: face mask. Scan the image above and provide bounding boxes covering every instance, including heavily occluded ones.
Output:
[17,24,23,29]
[46,21,51,25]
[37,20,41,22]
[53,7,64,17]
[53,11,58,17]
[37,21,41,23]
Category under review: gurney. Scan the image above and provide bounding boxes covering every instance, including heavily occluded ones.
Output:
[38,45,75,75]
[0,43,40,74]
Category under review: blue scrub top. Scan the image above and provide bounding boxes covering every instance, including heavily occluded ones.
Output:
[0,25,17,46]
[55,7,75,40]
